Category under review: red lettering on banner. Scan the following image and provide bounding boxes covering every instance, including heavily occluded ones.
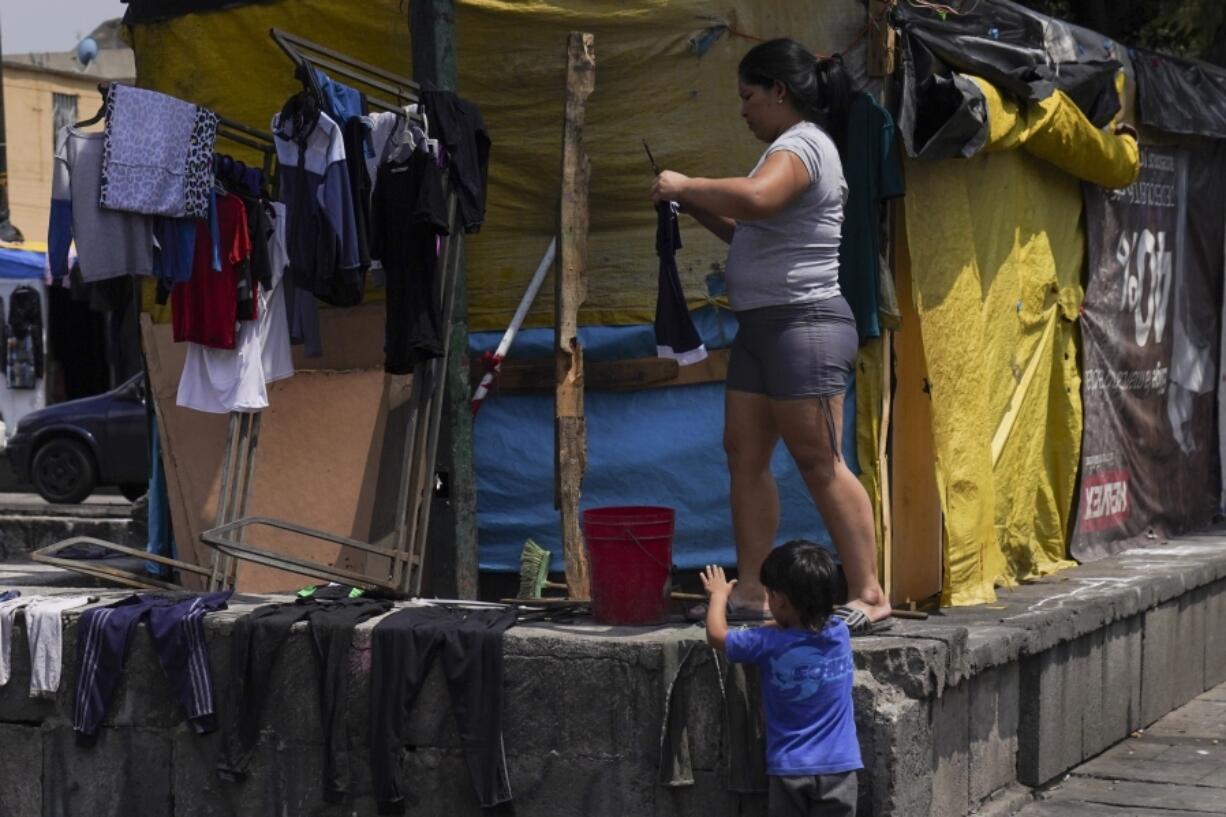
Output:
[1079,470,1130,532]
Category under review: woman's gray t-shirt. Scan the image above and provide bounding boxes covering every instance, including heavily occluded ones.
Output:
[723,121,847,311]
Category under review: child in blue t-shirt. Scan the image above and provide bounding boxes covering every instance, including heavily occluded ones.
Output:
[702,541,862,817]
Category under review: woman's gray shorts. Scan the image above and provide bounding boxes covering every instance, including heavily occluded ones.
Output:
[726,297,858,400]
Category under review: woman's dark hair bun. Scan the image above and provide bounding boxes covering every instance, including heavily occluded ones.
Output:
[738,38,853,155]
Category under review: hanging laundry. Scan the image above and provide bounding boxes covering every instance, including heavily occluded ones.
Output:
[313,68,367,127]
[658,637,767,792]
[218,592,392,803]
[370,605,517,814]
[171,192,252,350]
[365,110,402,186]
[259,203,295,383]
[371,148,450,374]
[342,116,374,282]
[0,594,92,696]
[176,197,296,413]
[26,596,92,697]
[152,217,198,286]
[99,84,219,219]
[0,595,21,686]
[48,126,155,282]
[838,92,905,343]
[421,85,491,233]
[654,202,707,366]
[272,98,362,311]
[73,591,232,742]
[144,414,175,578]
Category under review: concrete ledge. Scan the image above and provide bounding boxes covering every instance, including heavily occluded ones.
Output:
[1,532,1225,816]
[0,503,139,561]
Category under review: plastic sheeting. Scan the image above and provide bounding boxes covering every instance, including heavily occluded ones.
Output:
[0,247,45,280]
[904,149,1081,606]
[1133,48,1226,141]
[126,0,870,332]
[894,0,1121,123]
[971,77,1139,189]
[468,310,859,572]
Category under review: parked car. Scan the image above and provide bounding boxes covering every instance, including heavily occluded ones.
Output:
[6,374,150,504]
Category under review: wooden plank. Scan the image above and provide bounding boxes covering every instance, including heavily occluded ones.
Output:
[472,348,730,393]
[142,316,391,593]
[555,31,595,601]
[878,329,894,598]
[867,0,896,78]
[889,206,944,607]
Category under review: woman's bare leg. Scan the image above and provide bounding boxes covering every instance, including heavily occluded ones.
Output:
[723,389,780,613]
[771,394,891,621]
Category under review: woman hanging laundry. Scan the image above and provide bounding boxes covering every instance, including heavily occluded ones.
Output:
[650,39,891,634]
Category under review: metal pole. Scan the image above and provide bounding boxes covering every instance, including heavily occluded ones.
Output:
[411,0,479,599]
[0,16,24,242]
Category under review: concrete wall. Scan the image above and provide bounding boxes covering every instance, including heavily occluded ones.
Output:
[1,534,1225,817]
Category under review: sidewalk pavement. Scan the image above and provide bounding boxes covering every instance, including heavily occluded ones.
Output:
[1013,680,1226,815]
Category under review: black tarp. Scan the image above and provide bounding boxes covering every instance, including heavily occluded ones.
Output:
[122,0,274,25]
[894,0,1122,158]
[1133,49,1226,141]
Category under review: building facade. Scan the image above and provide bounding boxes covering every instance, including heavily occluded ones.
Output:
[3,46,134,245]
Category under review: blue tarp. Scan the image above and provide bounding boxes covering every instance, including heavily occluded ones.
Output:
[0,247,44,280]
[469,306,858,573]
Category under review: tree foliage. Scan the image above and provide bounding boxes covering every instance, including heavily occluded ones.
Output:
[1014,0,1226,65]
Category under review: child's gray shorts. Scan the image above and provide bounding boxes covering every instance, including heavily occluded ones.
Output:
[768,771,858,817]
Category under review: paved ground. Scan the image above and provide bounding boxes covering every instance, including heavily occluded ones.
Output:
[1015,680,1226,816]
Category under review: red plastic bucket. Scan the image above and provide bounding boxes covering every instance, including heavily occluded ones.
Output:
[583,506,675,625]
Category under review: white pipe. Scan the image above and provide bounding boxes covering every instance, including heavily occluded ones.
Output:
[470,238,558,413]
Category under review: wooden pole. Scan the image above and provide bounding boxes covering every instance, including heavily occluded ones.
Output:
[556,32,595,601]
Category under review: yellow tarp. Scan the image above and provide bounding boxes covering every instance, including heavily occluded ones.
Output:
[128,0,868,331]
[971,76,1140,188]
[904,147,1082,606]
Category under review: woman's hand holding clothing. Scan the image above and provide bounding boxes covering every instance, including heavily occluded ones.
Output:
[650,150,811,247]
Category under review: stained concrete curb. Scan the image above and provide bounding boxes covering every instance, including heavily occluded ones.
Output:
[1,532,1224,816]
[0,496,139,561]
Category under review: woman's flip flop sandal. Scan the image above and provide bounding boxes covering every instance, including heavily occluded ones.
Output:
[834,605,893,636]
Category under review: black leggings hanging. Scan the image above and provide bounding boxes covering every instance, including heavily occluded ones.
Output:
[369,605,517,814]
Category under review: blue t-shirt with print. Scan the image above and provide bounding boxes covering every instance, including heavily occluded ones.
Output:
[725,620,862,776]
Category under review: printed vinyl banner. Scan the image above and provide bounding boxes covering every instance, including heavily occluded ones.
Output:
[1074,145,1222,560]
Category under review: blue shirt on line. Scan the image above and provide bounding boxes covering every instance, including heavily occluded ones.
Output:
[725,620,862,777]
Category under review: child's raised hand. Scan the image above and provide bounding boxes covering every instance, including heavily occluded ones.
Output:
[700,565,737,598]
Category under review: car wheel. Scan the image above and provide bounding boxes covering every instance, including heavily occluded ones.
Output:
[31,438,97,505]
[119,482,147,503]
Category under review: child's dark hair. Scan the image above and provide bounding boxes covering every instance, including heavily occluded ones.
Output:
[759,540,837,630]
[737,38,853,157]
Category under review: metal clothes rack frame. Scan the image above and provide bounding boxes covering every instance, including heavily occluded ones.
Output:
[199,28,461,595]
[32,106,280,592]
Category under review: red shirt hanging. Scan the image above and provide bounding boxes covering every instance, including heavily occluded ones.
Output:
[172,192,252,350]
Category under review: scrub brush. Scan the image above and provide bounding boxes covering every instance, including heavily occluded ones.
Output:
[516,539,569,599]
